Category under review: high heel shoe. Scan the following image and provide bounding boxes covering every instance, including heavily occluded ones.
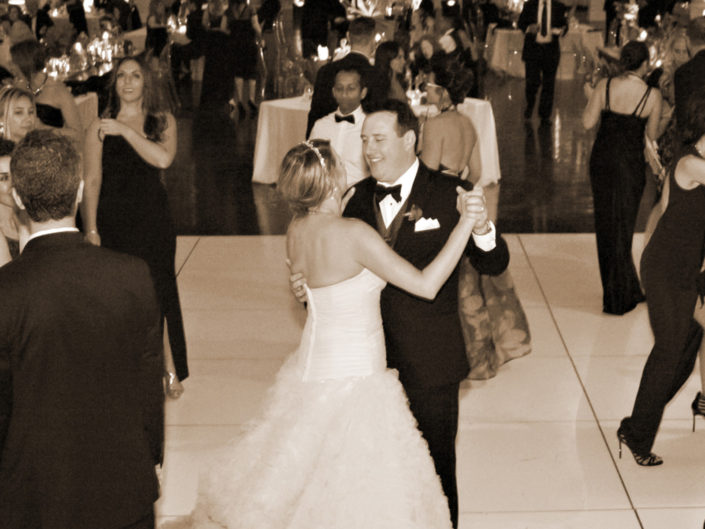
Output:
[617,427,663,466]
[691,391,705,432]
[164,371,184,399]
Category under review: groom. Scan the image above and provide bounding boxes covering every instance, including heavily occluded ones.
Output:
[294,99,509,526]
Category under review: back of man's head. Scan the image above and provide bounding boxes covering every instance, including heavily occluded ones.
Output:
[687,17,705,51]
[348,17,376,48]
[11,130,81,223]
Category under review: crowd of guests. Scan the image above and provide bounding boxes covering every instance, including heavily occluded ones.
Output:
[0,51,188,398]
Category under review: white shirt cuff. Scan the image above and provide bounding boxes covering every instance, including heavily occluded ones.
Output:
[472,221,497,252]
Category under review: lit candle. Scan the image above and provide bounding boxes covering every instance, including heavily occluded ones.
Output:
[317,45,329,61]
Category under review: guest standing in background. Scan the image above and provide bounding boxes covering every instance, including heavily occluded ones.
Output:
[674,18,705,143]
[300,0,346,59]
[23,0,52,41]
[309,65,368,188]
[10,39,82,143]
[0,130,164,529]
[518,0,568,125]
[375,41,408,103]
[200,0,232,106]
[81,55,189,397]
[66,0,89,37]
[619,92,705,466]
[146,0,169,58]
[583,41,662,315]
[0,86,36,143]
[307,16,385,137]
[420,53,532,379]
[222,0,261,118]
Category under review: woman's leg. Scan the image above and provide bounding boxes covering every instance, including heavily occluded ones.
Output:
[234,77,244,104]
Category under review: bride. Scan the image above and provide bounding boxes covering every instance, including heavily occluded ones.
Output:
[177,139,485,529]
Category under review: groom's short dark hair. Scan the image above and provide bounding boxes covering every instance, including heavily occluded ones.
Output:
[11,130,81,222]
[371,99,420,146]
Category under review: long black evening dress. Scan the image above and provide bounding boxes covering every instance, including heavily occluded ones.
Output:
[620,145,705,454]
[589,78,651,315]
[97,134,189,380]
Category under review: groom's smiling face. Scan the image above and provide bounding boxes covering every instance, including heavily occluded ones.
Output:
[361,111,416,184]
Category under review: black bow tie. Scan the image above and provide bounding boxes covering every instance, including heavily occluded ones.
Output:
[374,183,402,203]
[335,114,355,124]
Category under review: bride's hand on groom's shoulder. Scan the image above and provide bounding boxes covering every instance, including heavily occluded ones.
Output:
[286,259,308,304]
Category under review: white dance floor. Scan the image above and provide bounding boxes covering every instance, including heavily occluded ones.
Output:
[158,234,705,529]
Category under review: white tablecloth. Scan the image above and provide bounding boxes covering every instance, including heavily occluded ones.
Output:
[252,96,311,184]
[252,96,502,187]
[413,98,501,187]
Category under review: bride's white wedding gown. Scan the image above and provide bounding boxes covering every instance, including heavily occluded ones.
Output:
[179,268,452,528]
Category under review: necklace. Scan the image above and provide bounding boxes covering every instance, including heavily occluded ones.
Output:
[30,72,47,96]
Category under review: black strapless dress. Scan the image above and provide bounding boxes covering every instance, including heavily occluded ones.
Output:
[36,103,64,128]
[97,134,189,380]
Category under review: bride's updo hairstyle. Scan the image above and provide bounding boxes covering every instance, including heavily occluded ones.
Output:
[620,41,649,72]
[278,139,339,216]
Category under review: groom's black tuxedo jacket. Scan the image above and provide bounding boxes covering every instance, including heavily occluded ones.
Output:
[0,232,164,529]
[345,163,510,389]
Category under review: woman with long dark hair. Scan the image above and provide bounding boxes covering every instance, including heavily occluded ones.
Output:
[374,40,407,102]
[81,55,188,398]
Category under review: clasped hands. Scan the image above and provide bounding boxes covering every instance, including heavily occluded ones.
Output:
[455,186,490,234]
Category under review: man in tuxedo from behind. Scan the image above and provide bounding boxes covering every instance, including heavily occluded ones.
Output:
[306,16,386,138]
[293,100,509,527]
[674,17,705,132]
[518,0,567,125]
[0,130,164,529]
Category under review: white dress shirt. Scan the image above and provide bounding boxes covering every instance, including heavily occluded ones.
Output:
[26,227,79,244]
[536,0,551,43]
[376,158,497,251]
[310,105,368,188]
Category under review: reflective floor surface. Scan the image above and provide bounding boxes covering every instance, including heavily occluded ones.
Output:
[157,234,705,529]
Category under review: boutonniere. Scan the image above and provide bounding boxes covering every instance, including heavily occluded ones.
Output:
[404,204,423,222]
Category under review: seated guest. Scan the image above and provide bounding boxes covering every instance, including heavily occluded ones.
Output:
[309,66,368,188]
[0,86,36,143]
[10,39,82,143]
[375,41,408,103]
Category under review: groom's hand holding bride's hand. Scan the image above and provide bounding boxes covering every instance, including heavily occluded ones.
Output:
[287,259,308,304]
[455,186,490,233]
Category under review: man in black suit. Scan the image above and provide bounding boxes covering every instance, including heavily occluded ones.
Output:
[295,100,509,527]
[0,131,164,529]
[674,17,705,131]
[23,0,53,40]
[306,16,386,138]
[518,0,567,125]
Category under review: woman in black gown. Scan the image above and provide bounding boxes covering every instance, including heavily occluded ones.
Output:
[583,41,662,315]
[81,55,188,398]
[221,0,261,117]
[618,93,705,466]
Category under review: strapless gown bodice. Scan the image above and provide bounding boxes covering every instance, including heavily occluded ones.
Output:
[167,268,452,529]
[300,268,386,381]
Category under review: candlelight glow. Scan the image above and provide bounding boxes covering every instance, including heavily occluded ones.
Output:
[317,45,329,61]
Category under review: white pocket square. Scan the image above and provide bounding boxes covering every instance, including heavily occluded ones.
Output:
[414,217,441,232]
